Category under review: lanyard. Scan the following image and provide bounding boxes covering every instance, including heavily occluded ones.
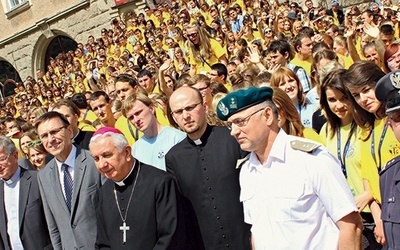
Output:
[371,121,389,171]
[337,127,352,178]
[127,120,139,141]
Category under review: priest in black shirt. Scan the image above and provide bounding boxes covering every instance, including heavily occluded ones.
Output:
[90,127,187,249]
[166,86,251,249]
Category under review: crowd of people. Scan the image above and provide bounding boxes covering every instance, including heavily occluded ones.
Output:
[1,0,400,248]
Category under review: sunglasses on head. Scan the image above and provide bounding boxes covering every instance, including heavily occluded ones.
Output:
[27,140,42,148]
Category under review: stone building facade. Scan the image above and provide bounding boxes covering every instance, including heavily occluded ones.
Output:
[0,0,144,83]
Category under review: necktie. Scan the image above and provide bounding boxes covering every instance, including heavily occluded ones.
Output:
[62,164,73,211]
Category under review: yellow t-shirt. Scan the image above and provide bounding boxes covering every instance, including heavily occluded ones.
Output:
[360,118,400,203]
[290,54,313,76]
[303,128,324,145]
[115,116,143,146]
[189,39,226,74]
[337,53,354,69]
[319,122,369,211]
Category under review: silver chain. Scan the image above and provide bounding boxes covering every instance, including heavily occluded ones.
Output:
[113,162,141,223]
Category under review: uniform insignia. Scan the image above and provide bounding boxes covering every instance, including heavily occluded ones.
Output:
[229,97,238,109]
[217,102,229,116]
[390,72,400,89]
[236,154,250,169]
[290,140,320,153]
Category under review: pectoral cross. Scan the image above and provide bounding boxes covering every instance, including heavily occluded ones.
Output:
[120,221,130,244]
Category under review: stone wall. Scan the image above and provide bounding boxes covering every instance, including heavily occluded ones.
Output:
[0,0,145,80]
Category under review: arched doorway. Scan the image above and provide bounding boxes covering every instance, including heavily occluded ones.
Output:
[44,35,78,67]
[0,60,21,98]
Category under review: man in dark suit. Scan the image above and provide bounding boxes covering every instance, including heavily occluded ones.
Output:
[35,112,102,250]
[0,136,52,250]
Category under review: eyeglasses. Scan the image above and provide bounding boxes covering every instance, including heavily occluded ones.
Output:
[227,107,265,130]
[171,102,202,116]
[187,32,198,38]
[265,29,272,34]
[0,154,11,164]
[356,28,363,32]
[195,85,209,92]
[27,140,42,148]
[39,125,67,141]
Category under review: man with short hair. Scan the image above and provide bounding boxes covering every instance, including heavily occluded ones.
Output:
[36,112,102,249]
[216,87,363,249]
[90,127,190,249]
[137,69,159,94]
[380,24,395,48]
[187,74,213,107]
[0,136,52,250]
[89,91,116,127]
[166,86,251,249]
[51,99,95,150]
[210,63,231,90]
[291,32,314,76]
[268,40,311,93]
[122,93,185,171]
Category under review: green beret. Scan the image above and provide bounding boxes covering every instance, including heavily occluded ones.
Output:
[216,86,273,121]
[375,69,400,113]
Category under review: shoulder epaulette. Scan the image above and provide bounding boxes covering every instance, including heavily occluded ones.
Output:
[290,140,320,153]
[236,154,250,169]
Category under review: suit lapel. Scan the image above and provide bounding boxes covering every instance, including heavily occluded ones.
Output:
[0,181,9,247]
[49,161,70,214]
[18,169,31,228]
[71,148,86,216]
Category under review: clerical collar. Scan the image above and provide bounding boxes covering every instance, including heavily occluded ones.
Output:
[187,124,212,146]
[3,167,21,186]
[72,130,80,143]
[114,160,137,187]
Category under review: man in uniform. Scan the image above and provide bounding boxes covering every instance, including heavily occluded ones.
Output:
[374,70,400,250]
[90,127,190,249]
[216,86,363,249]
[166,86,251,249]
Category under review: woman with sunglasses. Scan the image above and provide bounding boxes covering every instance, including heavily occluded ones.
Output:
[185,22,227,76]
[344,61,400,246]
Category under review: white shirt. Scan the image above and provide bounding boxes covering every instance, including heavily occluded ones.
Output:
[240,130,357,250]
[3,167,24,250]
[55,145,77,201]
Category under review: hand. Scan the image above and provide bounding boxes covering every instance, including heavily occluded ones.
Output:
[246,47,261,64]
[374,220,386,245]
[85,71,93,79]
[313,34,323,43]
[267,63,281,73]
[354,191,372,212]
[364,22,379,39]
[344,26,355,39]
[160,59,172,72]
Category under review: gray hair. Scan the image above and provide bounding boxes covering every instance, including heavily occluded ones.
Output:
[0,136,17,154]
[89,132,128,152]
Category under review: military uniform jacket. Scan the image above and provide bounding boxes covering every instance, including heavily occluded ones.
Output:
[380,155,400,250]
[166,125,251,250]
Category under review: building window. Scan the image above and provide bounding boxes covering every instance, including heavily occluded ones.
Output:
[9,0,28,9]
[2,0,31,18]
